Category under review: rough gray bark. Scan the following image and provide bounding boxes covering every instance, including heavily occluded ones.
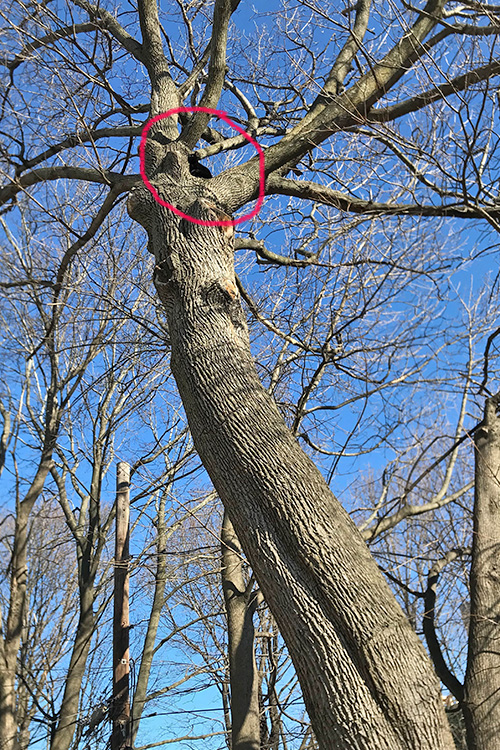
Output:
[463,395,500,749]
[128,143,455,750]
[221,511,260,750]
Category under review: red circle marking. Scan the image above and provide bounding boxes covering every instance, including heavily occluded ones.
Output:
[139,107,265,227]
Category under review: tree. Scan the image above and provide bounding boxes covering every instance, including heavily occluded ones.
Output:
[2,0,500,747]
[0,204,204,750]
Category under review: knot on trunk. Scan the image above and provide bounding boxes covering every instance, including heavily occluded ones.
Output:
[127,182,156,228]
[179,198,234,238]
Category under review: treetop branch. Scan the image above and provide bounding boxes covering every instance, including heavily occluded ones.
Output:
[71,0,144,62]
[180,0,239,149]
[369,58,500,122]
[137,0,179,123]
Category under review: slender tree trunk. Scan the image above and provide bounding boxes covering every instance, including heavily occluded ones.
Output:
[0,459,54,750]
[128,146,455,750]
[131,492,168,744]
[463,395,500,749]
[0,506,29,750]
[262,627,281,750]
[50,583,95,750]
[221,511,260,750]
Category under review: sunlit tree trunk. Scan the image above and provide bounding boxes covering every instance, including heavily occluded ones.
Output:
[50,583,95,750]
[128,147,455,750]
[0,459,55,750]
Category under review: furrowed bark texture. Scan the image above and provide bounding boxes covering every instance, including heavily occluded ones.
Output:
[463,396,500,750]
[127,145,455,750]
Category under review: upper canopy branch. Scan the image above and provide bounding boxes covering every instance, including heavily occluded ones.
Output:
[180,0,241,149]
[311,0,373,106]
[0,168,135,209]
[2,0,499,233]
[266,174,500,219]
[13,126,142,175]
[71,0,144,61]
[370,57,500,121]
[137,0,179,126]
[70,0,178,135]
[287,0,448,145]
[216,0,449,212]
[3,22,98,71]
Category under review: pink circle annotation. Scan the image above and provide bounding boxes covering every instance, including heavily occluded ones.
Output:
[139,107,265,227]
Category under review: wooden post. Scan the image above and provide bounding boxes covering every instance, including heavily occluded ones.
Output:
[112,462,131,750]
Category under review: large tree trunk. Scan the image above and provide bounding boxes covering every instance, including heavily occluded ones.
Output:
[128,145,455,750]
[221,511,261,750]
[463,395,500,749]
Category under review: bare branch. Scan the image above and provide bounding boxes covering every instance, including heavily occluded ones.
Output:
[0,168,135,208]
[218,0,455,213]
[72,0,144,62]
[181,0,238,148]
[423,548,469,702]
[3,22,98,71]
[312,0,373,105]
[137,0,178,122]
[266,174,500,219]
[235,236,317,267]
[15,126,142,175]
[363,481,474,541]
[370,58,500,122]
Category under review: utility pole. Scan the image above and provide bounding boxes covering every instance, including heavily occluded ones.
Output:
[112,461,131,750]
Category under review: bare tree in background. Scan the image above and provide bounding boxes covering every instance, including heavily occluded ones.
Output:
[2,0,500,747]
[0,206,205,750]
